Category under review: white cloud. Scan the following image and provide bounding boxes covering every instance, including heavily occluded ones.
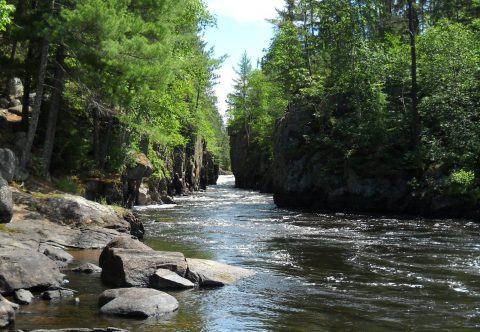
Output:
[214,66,236,117]
[207,0,284,23]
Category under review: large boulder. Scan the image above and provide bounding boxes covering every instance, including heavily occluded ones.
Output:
[0,249,64,294]
[150,269,195,290]
[8,77,23,98]
[0,177,12,223]
[99,288,178,318]
[0,149,17,182]
[100,248,188,287]
[0,294,15,328]
[186,258,255,287]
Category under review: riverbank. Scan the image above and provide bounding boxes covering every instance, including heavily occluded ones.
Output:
[0,178,254,330]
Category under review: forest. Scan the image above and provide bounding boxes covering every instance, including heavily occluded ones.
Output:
[228,0,480,217]
[0,0,229,203]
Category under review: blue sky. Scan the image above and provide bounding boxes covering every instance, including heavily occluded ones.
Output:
[203,0,284,116]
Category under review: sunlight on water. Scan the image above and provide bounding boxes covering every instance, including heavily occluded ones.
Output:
[14,175,480,331]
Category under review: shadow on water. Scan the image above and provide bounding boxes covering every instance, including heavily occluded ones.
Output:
[13,175,480,331]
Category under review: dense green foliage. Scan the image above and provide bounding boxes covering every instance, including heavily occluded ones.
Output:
[0,0,13,31]
[1,0,227,178]
[228,0,480,200]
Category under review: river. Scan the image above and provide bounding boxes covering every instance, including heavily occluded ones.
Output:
[14,175,480,331]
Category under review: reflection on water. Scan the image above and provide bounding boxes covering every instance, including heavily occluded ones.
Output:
[14,175,480,331]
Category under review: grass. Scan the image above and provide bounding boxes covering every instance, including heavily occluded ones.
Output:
[0,224,18,234]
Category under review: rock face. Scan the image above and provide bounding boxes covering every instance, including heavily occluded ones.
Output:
[0,249,64,294]
[150,269,195,290]
[229,127,273,192]
[200,151,219,190]
[98,288,178,318]
[0,294,15,327]
[271,105,480,218]
[0,177,12,223]
[14,289,34,305]
[186,258,255,287]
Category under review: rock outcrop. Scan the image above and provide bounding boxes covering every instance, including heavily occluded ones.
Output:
[98,288,178,318]
[229,127,273,192]
[12,189,142,239]
[0,248,65,294]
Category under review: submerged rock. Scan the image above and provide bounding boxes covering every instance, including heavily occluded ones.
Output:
[41,289,76,301]
[150,268,195,290]
[98,288,178,318]
[71,263,102,274]
[0,249,64,294]
[186,258,255,287]
[13,289,34,305]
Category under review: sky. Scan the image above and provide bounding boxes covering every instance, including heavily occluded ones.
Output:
[203,0,284,117]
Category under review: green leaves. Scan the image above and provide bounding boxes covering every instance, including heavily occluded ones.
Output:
[0,0,14,31]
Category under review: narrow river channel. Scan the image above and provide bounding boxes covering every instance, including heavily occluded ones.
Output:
[15,175,480,331]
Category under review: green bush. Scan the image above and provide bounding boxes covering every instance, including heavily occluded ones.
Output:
[54,177,83,194]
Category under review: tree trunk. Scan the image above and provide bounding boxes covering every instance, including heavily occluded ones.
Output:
[20,39,51,168]
[41,45,65,177]
[21,44,34,132]
[408,0,420,150]
[20,0,55,169]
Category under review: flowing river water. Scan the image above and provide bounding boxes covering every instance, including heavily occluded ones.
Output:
[13,175,480,331]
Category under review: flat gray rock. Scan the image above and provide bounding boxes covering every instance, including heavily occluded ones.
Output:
[99,288,178,318]
[186,258,255,287]
[0,249,64,294]
[71,263,102,274]
[150,268,195,290]
[14,289,34,305]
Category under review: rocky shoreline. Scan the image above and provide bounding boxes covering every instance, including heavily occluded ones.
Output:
[0,157,250,331]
